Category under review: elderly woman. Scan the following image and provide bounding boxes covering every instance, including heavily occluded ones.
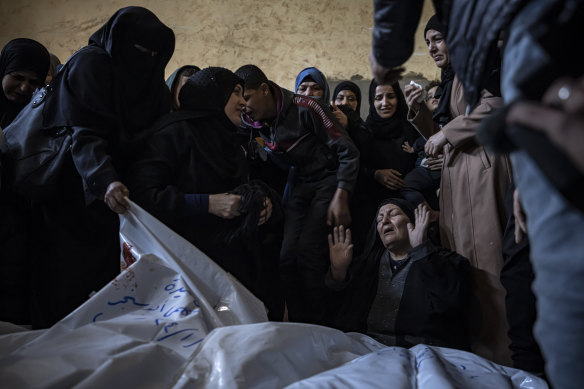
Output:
[327,199,471,350]
[30,6,175,328]
[128,67,278,307]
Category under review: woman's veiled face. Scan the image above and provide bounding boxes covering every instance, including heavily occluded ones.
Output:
[2,70,43,104]
[297,81,324,98]
[373,85,397,119]
[224,84,246,126]
[335,90,358,111]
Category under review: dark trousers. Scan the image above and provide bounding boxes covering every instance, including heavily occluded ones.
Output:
[501,185,545,374]
[280,173,337,325]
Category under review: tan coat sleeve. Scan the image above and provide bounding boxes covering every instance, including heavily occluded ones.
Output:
[407,104,440,140]
[442,78,502,150]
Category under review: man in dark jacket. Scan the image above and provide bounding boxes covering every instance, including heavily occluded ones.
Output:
[327,199,471,350]
[241,71,359,325]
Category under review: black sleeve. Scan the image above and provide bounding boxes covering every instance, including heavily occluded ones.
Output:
[71,125,119,200]
[126,126,202,225]
[372,0,425,68]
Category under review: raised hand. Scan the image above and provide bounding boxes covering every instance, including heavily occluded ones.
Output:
[330,101,348,129]
[407,203,430,248]
[328,225,354,282]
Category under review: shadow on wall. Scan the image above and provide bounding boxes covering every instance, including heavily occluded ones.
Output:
[329,72,433,120]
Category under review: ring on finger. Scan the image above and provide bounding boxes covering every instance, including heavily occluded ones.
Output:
[558,85,571,101]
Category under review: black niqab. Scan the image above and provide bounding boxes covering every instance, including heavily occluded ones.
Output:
[42,6,174,135]
[0,38,49,128]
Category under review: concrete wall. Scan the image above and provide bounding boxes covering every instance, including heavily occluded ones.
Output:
[1,0,438,98]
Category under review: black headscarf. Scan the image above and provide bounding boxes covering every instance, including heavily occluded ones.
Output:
[361,197,415,260]
[42,6,174,136]
[365,80,418,143]
[333,80,362,113]
[174,66,248,184]
[425,14,454,128]
[1,38,49,128]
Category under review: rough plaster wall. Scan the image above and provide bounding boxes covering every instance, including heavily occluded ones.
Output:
[1,0,437,93]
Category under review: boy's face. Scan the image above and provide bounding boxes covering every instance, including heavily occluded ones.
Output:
[243,83,272,121]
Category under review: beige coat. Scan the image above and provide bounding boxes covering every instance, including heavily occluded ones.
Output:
[408,78,513,366]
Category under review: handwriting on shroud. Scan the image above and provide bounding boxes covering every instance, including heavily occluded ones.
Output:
[92,278,204,348]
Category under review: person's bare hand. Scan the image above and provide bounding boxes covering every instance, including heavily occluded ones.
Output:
[374,169,404,190]
[404,83,422,112]
[257,197,273,226]
[407,203,430,247]
[425,131,447,157]
[513,188,527,243]
[328,225,354,282]
[425,155,444,171]
[507,76,584,174]
[369,51,405,85]
[330,102,348,129]
[208,193,241,219]
[402,141,414,154]
[104,181,130,214]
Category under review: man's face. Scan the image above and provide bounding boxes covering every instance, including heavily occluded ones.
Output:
[425,29,450,69]
[296,81,324,98]
[376,204,411,249]
[243,84,272,121]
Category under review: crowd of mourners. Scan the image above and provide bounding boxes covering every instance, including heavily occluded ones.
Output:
[1,3,583,388]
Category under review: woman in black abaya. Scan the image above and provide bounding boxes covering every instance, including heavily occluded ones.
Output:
[0,38,49,325]
[128,67,281,317]
[30,7,175,328]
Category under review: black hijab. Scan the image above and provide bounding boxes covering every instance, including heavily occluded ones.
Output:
[0,38,49,128]
[365,80,418,143]
[42,6,174,136]
[175,66,248,184]
[425,14,454,128]
[333,80,362,113]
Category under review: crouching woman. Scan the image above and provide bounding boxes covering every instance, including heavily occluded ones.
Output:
[327,199,472,350]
